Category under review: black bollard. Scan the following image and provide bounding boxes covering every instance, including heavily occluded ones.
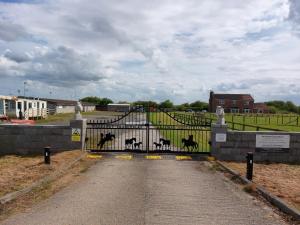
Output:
[246,152,253,180]
[44,147,51,164]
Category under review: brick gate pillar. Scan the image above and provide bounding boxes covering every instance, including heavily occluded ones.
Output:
[70,119,87,150]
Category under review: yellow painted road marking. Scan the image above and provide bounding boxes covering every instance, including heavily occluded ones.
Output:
[87,154,103,159]
[115,154,133,160]
[145,155,161,160]
[207,156,215,161]
[176,156,192,160]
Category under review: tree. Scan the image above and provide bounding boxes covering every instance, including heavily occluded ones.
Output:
[266,100,299,114]
[189,101,208,110]
[99,98,113,106]
[159,100,173,108]
[80,96,113,106]
[132,101,158,108]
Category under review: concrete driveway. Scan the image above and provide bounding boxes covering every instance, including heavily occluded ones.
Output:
[1,156,288,225]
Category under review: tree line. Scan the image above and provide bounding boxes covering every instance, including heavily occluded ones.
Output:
[80,96,208,111]
[266,101,300,114]
[80,97,300,114]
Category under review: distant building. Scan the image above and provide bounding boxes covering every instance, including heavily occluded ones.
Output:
[107,103,131,112]
[82,102,96,112]
[40,98,96,114]
[0,95,47,119]
[253,103,269,113]
[209,91,254,113]
[41,98,77,115]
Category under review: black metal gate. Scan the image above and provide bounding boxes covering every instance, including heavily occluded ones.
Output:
[86,107,212,153]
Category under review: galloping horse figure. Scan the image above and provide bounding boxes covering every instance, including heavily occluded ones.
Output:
[97,132,115,149]
[182,135,198,151]
[125,137,136,149]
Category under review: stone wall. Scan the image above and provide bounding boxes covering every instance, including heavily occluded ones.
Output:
[0,120,85,155]
[211,126,300,163]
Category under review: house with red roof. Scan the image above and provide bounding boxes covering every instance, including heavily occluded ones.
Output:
[209,91,255,113]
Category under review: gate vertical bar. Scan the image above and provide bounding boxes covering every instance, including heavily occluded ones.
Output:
[146,102,150,153]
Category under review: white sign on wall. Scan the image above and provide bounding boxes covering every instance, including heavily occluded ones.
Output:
[216,133,227,142]
[256,134,290,149]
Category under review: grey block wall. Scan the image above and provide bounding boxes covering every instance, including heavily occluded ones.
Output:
[211,128,300,163]
[0,124,83,155]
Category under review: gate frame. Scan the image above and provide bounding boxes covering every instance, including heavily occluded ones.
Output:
[86,106,212,154]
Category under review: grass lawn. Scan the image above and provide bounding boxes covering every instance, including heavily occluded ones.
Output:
[35,111,124,125]
[149,112,211,152]
[0,150,84,197]
[35,113,75,124]
[199,113,300,132]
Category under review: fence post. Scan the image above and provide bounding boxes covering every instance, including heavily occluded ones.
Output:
[44,147,51,164]
[246,152,253,180]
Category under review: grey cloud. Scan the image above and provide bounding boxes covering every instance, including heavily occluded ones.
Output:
[0,20,28,42]
[0,46,107,87]
[4,50,31,63]
[216,79,277,92]
[289,0,300,33]
[24,46,106,87]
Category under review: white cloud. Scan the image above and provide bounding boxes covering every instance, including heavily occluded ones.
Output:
[0,0,300,103]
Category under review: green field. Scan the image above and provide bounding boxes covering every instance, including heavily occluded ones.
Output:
[35,111,124,125]
[204,113,300,132]
[149,112,211,152]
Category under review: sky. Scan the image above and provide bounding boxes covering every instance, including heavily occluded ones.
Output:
[0,0,300,104]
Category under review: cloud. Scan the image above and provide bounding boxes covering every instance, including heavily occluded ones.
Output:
[0,0,300,104]
[0,20,28,42]
[3,49,31,63]
[1,46,107,87]
[288,0,300,34]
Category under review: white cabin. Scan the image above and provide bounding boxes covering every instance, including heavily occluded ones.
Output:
[0,95,47,119]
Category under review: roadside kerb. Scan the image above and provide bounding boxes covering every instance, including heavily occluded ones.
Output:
[0,151,87,205]
[215,160,300,221]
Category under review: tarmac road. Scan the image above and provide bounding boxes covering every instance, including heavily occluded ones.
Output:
[1,156,288,225]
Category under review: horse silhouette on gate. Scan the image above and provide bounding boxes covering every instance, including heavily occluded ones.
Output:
[153,142,162,150]
[159,138,171,150]
[97,133,115,149]
[182,135,198,151]
[125,137,137,149]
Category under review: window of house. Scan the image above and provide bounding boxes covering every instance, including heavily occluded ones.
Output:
[0,100,4,115]
[29,103,32,109]
[232,100,237,106]
[230,108,239,113]
[244,108,250,113]
[218,99,225,105]
[8,101,16,110]
[37,102,40,109]
[42,103,44,108]
[244,101,250,105]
